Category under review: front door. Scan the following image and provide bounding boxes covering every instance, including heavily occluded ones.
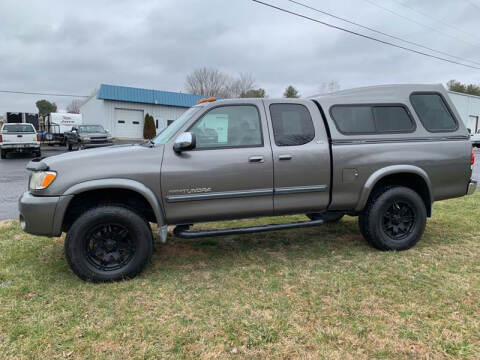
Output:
[264,100,331,215]
[161,101,274,224]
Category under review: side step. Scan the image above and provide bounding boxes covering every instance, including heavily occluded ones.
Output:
[173,219,325,239]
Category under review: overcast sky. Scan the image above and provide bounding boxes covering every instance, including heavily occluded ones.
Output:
[1,0,479,114]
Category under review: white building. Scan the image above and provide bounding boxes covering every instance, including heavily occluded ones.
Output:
[448,91,480,134]
[80,84,204,139]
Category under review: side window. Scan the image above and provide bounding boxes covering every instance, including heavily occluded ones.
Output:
[373,106,414,132]
[330,106,375,134]
[270,104,315,146]
[331,105,415,134]
[410,93,457,132]
[190,105,262,149]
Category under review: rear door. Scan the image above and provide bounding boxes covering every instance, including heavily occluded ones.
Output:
[263,100,331,215]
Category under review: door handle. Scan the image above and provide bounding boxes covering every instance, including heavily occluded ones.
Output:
[248,156,264,163]
[279,154,292,160]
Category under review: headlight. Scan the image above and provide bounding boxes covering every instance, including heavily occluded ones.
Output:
[81,136,91,141]
[29,171,57,190]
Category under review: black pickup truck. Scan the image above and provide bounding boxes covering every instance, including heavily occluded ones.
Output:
[65,125,113,151]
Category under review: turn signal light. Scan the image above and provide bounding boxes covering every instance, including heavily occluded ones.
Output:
[471,148,475,166]
[41,172,57,188]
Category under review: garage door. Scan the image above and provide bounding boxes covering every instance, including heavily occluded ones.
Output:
[114,109,144,139]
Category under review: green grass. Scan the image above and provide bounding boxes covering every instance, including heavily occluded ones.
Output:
[0,194,479,359]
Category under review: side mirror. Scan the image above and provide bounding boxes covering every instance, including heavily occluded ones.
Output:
[173,132,196,153]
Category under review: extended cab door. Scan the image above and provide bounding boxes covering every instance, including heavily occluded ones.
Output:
[263,100,331,214]
[161,100,274,224]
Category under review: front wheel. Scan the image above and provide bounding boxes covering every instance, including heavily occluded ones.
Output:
[65,205,153,282]
[359,186,426,251]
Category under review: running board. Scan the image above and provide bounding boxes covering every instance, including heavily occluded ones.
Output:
[173,219,325,239]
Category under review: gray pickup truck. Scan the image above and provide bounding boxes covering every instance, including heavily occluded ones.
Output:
[19,84,476,282]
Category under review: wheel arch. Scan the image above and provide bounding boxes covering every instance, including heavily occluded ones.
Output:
[355,166,433,217]
[57,179,165,233]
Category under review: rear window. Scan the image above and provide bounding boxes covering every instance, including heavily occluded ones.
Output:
[2,124,35,133]
[270,104,315,146]
[330,105,414,134]
[410,93,458,132]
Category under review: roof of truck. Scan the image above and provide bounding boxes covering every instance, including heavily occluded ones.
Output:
[312,83,446,101]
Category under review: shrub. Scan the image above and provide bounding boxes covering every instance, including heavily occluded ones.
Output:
[143,113,156,139]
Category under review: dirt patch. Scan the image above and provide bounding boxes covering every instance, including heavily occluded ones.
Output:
[0,220,13,228]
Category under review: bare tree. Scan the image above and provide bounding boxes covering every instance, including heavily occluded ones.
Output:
[228,73,256,98]
[67,88,98,113]
[186,67,231,98]
[66,99,83,114]
[318,80,341,94]
[186,68,256,98]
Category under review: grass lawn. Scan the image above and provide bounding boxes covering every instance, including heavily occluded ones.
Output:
[0,194,479,359]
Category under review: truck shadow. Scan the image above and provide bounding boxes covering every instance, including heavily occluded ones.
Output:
[148,218,380,273]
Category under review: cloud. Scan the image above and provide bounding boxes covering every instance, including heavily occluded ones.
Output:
[0,0,478,113]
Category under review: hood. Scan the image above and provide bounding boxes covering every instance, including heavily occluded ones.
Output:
[30,144,164,196]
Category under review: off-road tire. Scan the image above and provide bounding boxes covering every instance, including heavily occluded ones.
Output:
[358,186,426,251]
[306,212,344,223]
[65,205,153,282]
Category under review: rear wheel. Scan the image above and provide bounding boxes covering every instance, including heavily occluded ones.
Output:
[65,205,153,282]
[0,150,6,159]
[307,212,344,223]
[359,186,426,251]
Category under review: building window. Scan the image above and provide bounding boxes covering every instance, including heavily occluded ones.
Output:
[270,104,315,146]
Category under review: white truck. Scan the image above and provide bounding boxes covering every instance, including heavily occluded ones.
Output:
[0,123,41,159]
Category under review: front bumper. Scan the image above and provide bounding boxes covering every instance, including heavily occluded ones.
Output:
[82,141,113,149]
[18,192,72,237]
[467,181,477,195]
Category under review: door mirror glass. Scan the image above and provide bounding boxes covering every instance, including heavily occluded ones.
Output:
[173,132,196,153]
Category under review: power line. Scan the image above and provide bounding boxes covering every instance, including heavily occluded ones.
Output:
[0,90,89,98]
[251,0,480,70]
[362,0,479,48]
[389,0,480,42]
[285,0,480,66]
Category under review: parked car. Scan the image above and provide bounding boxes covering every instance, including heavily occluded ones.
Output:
[0,123,41,159]
[19,84,476,282]
[65,124,113,151]
[471,129,480,148]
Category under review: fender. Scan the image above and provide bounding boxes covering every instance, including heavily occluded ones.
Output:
[58,178,166,234]
[355,165,433,213]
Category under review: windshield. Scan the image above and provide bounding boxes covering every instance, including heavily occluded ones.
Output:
[78,125,106,133]
[2,124,35,133]
[152,107,202,144]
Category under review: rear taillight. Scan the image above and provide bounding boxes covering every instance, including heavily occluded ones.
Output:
[471,148,475,166]
[36,134,40,141]
[0,134,2,142]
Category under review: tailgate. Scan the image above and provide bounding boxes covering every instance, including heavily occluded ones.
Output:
[2,133,38,143]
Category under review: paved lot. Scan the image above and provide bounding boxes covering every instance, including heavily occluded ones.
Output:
[0,147,479,221]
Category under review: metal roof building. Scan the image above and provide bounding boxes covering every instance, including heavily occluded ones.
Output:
[81,84,202,139]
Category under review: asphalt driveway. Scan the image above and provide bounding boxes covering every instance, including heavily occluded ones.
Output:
[0,147,67,220]
[0,147,479,221]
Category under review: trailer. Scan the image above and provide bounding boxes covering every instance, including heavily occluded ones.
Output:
[5,112,39,130]
[42,113,82,145]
